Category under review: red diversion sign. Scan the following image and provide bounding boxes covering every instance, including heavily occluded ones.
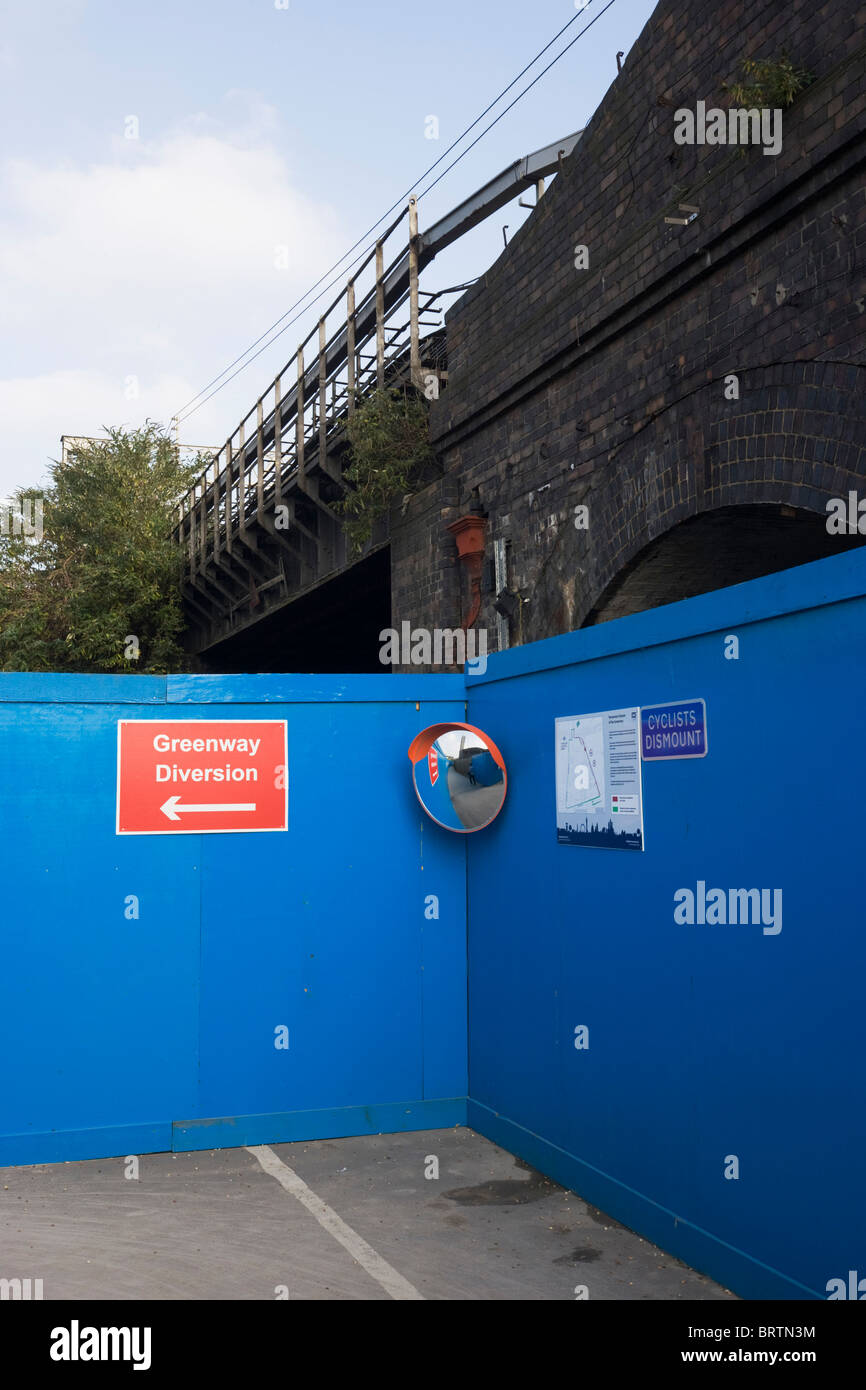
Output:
[116,719,288,834]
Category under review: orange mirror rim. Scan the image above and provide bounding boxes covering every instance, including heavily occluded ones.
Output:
[407,722,507,833]
[407,722,506,771]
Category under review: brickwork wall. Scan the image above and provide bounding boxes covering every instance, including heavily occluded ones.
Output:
[388,0,866,658]
[586,504,866,623]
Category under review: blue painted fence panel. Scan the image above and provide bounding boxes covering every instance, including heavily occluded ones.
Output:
[0,678,468,1164]
[465,550,866,1300]
[2,552,862,1303]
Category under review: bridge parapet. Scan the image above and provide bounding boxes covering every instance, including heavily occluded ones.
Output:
[170,134,583,652]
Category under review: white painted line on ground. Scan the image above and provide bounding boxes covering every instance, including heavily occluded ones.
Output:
[246,1144,424,1301]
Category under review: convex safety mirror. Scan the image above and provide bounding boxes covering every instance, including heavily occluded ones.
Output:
[408,723,507,833]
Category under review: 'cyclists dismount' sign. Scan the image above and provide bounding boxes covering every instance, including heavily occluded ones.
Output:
[640,700,708,761]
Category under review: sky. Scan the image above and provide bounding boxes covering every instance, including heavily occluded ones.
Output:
[0,0,658,493]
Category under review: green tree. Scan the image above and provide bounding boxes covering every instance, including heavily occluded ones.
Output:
[336,386,436,553]
[0,423,198,673]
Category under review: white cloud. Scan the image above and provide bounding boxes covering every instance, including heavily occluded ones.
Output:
[0,369,197,492]
[0,93,344,492]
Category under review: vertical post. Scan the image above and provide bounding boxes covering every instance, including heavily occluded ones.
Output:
[318,317,327,469]
[213,453,221,562]
[225,442,232,556]
[493,537,509,651]
[188,483,196,574]
[296,347,305,487]
[238,422,247,532]
[536,176,545,201]
[346,281,356,417]
[375,240,385,389]
[225,439,234,555]
[408,195,421,390]
[274,376,282,503]
[256,398,265,523]
[199,464,207,566]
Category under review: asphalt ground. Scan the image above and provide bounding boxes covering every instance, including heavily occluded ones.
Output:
[0,1126,736,1301]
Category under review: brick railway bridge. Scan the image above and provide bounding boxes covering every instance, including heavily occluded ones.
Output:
[175,0,866,672]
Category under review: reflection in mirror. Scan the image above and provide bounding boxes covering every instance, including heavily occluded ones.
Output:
[407,723,507,833]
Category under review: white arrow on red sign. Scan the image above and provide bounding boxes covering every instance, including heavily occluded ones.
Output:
[160,796,257,822]
[117,719,287,835]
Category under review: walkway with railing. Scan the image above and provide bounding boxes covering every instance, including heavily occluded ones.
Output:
[174,132,582,651]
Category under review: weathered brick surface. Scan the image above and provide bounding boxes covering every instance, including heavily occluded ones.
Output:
[587,504,866,623]
[389,0,866,658]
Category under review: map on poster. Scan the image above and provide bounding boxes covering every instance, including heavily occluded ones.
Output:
[555,706,644,850]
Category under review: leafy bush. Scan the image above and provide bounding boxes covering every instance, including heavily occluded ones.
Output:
[337,387,436,554]
[724,54,812,109]
[0,423,198,672]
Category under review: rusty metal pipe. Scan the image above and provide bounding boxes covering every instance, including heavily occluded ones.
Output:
[447,515,488,633]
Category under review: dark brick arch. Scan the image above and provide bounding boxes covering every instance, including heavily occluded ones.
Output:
[706,360,866,514]
[583,504,866,627]
[523,359,866,639]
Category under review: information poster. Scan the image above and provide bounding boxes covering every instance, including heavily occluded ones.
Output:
[555,706,644,850]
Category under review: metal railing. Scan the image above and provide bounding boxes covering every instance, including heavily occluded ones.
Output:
[174,131,584,583]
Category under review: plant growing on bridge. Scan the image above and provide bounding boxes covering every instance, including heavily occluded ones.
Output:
[0,423,199,673]
[724,53,813,109]
[337,386,436,553]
